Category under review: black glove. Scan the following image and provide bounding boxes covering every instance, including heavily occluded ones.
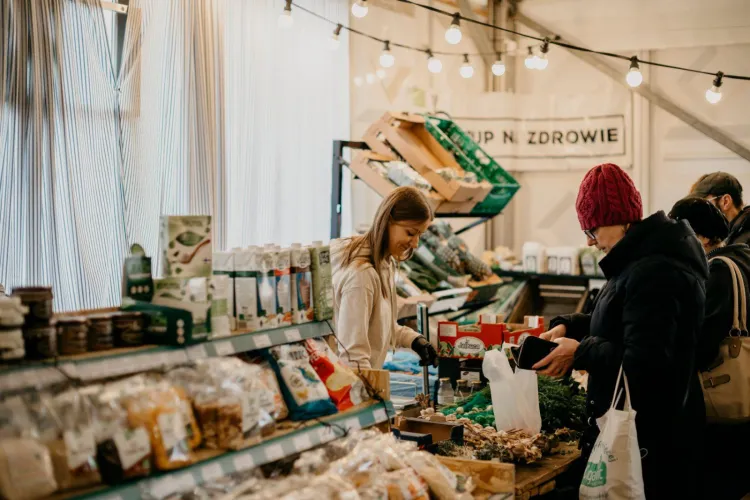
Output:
[411,336,438,367]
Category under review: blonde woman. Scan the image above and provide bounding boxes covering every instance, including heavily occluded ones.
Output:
[332,187,438,370]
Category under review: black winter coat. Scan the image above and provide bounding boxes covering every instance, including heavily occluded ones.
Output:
[728,207,750,246]
[551,211,708,498]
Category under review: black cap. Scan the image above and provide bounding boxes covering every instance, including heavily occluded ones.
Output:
[669,196,729,244]
[690,172,744,208]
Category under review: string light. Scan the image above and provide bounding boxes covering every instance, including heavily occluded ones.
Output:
[353,76,364,87]
[460,54,474,79]
[706,72,723,104]
[536,38,549,70]
[376,68,386,79]
[426,50,442,74]
[277,0,293,29]
[329,24,342,50]
[445,13,462,45]
[379,41,395,68]
[351,0,368,19]
[491,54,506,76]
[365,72,375,84]
[626,56,643,87]
[524,47,536,70]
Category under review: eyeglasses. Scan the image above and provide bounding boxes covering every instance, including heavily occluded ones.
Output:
[583,228,598,241]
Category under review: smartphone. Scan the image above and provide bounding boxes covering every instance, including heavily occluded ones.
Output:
[515,336,558,370]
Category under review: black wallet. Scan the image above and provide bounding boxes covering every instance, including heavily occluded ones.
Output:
[515,336,558,370]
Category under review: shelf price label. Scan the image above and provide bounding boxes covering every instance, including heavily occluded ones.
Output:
[187,344,208,360]
[233,452,255,471]
[343,418,361,432]
[264,443,284,461]
[317,425,336,443]
[284,328,302,342]
[292,432,313,452]
[201,463,224,481]
[253,334,272,349]
[213,341,235,356]
[373,408,388,423]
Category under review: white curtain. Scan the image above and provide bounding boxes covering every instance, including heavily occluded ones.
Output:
[0,0,350,310]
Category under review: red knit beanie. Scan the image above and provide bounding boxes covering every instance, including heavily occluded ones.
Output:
[576,163,643,230]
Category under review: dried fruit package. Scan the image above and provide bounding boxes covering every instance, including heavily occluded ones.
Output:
[45,389,102,490]
[0,396,58,500]
[304,338,369,410]
[263,342,337,421]
[125,383,196,470]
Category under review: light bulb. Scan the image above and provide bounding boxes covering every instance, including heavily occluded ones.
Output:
[491,58,506,76]
[460,55,473,79]
[445,14,462,45]
[329,24,342,50]
[376,68,386,79]
[277,6,293,29]
[536,53,548,70]
[524,48,536,70]
[625,56,642,87]
[379,41,394,68]
[426,51,442,74]
[351,0,368,18]
[353,76,364,87]
[705,72,724,104]
[365,73,375,84]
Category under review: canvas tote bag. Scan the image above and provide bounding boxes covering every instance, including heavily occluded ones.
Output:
[701,255,750,423]
[580,364,645,500]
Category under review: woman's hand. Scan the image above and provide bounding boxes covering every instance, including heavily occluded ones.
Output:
[533,337,579,378]
[411,336,438,367]
[540,324,567,341]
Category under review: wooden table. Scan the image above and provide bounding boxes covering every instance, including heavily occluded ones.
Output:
[514,444,581,499]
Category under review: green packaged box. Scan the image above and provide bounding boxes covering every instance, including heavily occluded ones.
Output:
[424,115,520,216]
[152,277,212,343]
[160,216,212,277]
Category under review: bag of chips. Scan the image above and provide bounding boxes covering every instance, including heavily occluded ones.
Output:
[305,338,369,411]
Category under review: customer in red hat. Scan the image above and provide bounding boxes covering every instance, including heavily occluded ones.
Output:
[535,163,707,498]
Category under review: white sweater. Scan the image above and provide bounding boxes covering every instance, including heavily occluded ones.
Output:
[331,240,420,370]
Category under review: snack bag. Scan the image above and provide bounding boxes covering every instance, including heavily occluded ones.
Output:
[237,355,290,421]
[305,338,369,410]
[263,342,337,421]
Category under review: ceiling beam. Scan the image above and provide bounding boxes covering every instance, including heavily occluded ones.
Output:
[457,0,496,75]
[514,11,750,164]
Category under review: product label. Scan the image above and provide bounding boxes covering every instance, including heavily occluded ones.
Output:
[278,361,329,406]
[113,427,151,470]
[455,336,486,356]
[157,412,187,450]
[235,276,258,329]
[241,394,259,433]
[63,429,97,470]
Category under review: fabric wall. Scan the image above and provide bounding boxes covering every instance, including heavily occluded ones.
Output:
[0,0,350,311]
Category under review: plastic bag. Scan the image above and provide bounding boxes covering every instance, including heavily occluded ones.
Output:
[263,342,337,421]
[375,469,429,500]
[305,338,369,410]
[483,349,541,434]
[407,451,458,500]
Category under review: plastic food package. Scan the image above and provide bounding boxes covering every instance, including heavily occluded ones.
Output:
[385,161,432,192]
[375,468,430,500]
[263,342,337,421]
[92,386,152,484]
[281,473,360,500]
[304,338,369,410]
[45,389,102,490]
[407,451,458,500]
[125,383,196,470]
[329,448,387,489]
[243,356,289,421]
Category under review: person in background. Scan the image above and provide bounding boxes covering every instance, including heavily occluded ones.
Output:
[690,172,750,245]
[669,196,750,500]
[535,163,707,498]
[331,186,438,370]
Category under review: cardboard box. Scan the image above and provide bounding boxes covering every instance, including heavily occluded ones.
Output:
[437,320,507,359]
[394,417,464,446]
[505,316,546,345]
[159,216,212,278]
[350,151,444,212]
[363,112,492,204]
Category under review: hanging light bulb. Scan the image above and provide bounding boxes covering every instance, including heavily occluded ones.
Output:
[351,0,368,19]
[376,68,387,79]
[353,76,364,87]
[379,41,395,68]
[445,13,462,45]
[426,50,442,74]
[491,54,505,76]
[365,72,375,84]
[329,24,343,50]
[625,56,643,87]
[524,47,536,70]
[277,0,293,29]
[706,71,724,104]
[460,54,474,79]
[536,38,549,70]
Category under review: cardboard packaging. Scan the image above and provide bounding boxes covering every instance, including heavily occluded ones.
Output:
[437,316,545,358]
[257,248,279,330]
[160,215,212,277]
[290,244,314,324]
[310,242,334,321]
[363,112,492,204]
[122,244,154,303]
[234,247,259,331]
[209,275,231,338]
[212,251,235,329]
[274,247,293,327]
[151,277,211,343]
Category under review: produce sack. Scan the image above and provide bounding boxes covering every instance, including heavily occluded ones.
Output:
[579,365,644,500]
[262,342,337,421]
[482,349,541,434]
[304,337,369,410]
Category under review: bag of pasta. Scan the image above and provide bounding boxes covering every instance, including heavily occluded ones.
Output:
[125,381,196,470]
[305,338,369,410]
[0,395,58,500]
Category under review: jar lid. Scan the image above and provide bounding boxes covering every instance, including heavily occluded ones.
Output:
[12,286,53,298]
[439,377,451,382]
[88,312,113,320]
[56,316,88,324]
[456,379,467,385]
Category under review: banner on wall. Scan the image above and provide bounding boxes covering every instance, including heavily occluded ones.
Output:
[450,93,632,171]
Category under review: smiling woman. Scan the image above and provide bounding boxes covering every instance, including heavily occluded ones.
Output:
[330,187,437,370]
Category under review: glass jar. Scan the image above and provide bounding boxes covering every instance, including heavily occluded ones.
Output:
[24,320,57,359]
[470,380,483,395]
[12,286,53,325]
[437,377,454,406]
[454,379,469,403]
[87,313,114,351]
[112,311,145,347]
[57,317,89,355]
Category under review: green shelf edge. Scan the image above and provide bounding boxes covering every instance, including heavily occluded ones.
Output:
[74,401,394,500]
